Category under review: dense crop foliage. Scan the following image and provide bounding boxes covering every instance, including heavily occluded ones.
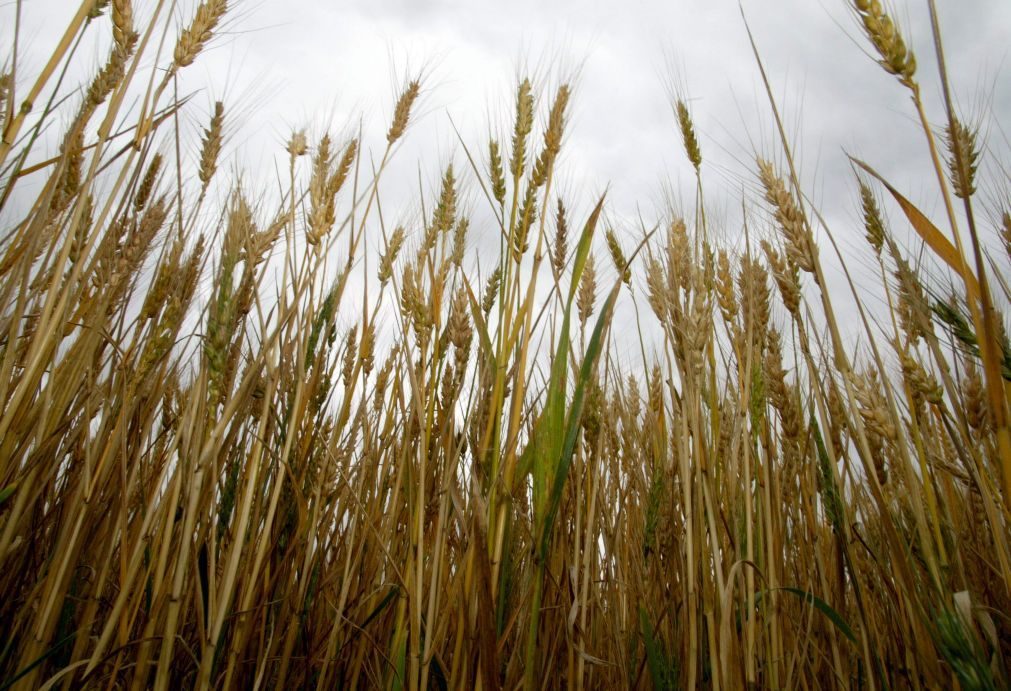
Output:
[0,1,1008,688]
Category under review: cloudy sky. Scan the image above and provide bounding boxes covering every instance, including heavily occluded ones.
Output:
[198,0,1009,215]
[4,0,1010,369]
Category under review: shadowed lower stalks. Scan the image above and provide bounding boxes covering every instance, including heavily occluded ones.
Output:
[0,2,1009,689]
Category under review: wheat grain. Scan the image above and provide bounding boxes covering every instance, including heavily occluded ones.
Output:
[646,256,669,322]
[482,266,501,314]
[512,184,536,262]
[531,84,569,187]
[111,0,137,52]
[1001,211,1011,261]
[489,140,507,207]
[379,226,406,285]
[198,101,224,188]
[676,100,702,171]
[173,0,227,69]
[510,79,534,179]
[428,165,457,250]
[757,159,816,274]
[859,181,886,255]
[852,0,917,89]
[945,116,979,200]
[577,254,597,326]
[387,80,420,145]
[605,228,631,285]
[761,239,801,316]
[715,250,736,325]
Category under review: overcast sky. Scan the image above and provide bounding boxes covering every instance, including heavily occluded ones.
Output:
[201,0,1009,215]
[4,0,1010,371]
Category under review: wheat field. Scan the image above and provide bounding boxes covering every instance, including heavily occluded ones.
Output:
[0,0,1009,689]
